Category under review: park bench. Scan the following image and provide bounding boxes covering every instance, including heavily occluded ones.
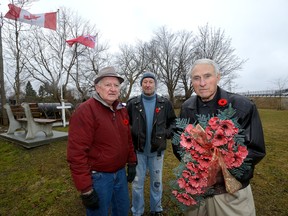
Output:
[4,103,58,140]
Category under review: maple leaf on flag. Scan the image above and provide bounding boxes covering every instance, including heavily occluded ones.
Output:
[4,4,57,30]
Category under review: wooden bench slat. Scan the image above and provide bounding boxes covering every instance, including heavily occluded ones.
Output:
[10,103,44,119]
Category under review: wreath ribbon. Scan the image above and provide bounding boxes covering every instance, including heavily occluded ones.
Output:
[192,124,242,194]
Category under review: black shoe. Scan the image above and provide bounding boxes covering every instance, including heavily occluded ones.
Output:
[150,212,163,216]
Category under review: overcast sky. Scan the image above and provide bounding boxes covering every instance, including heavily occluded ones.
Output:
[1,0,288,92]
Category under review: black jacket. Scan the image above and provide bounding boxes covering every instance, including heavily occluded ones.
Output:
[173,87,266,187]
[127,95,176,155]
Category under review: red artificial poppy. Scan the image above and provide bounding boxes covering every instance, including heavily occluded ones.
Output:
[155,107,160,113]
[123,119,129,125]
[171,104,249,208]
[218,99,228,106]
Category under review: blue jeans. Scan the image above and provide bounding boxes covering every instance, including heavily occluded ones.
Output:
[86,167,129,216]
[131,153,164,216]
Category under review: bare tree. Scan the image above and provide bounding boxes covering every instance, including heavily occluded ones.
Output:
[21,7,97,102]
[2,2,111,104]
[194,24,246,90]
[18,7,110,102]
[84,37,113,97]
[114,42,151,101]
[3,3,246,108]
[174,30,196,100]
[1,0,42,105]
[114,25,245,105]
[272,76,288,110]
[0,17,8,124]
[2,1,35,104]
[146,26,195,104]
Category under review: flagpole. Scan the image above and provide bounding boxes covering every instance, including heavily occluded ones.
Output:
[0,13,8,125]
[96,33,99,71]
[57,9,63,104]
[57,9,63,101]
[56,9,71,127]
[55,8,61,100]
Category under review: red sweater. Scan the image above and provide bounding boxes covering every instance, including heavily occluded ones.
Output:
[67,97,137,192]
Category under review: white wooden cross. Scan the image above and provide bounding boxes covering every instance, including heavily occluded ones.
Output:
[57,100,71,127]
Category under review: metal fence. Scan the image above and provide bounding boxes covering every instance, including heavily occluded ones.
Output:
[237,88,288,97]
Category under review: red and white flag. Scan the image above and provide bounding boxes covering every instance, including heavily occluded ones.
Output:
[66,35,97,48]
[4,4,57,31]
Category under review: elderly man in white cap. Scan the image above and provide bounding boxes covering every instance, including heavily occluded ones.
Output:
[67,66,137,216]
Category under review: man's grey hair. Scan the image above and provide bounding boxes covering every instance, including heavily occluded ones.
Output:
[188,58,220,77]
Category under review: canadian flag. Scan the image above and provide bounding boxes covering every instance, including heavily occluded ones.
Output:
[4,4,57,30]
[66,35,97,48]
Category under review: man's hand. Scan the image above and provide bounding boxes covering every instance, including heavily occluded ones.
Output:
[80,189,99,210]
[127,164,136,183]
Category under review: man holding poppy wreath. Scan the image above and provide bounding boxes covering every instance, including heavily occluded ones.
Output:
[127,71,176,216]
[67,66,137,216]
[172,58,266,216]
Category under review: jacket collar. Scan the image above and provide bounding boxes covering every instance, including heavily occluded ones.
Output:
[133,94,165,105]
[185,86,229,111]
[132,94,165,120]
[93,93,124,111]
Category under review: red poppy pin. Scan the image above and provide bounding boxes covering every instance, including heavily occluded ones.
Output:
[218,99,228,107]
[155,107,161,113]
[123,119,129,125]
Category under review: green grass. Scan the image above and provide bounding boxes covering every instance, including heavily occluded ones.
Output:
[249,110,288,216]
[0,110,287,216]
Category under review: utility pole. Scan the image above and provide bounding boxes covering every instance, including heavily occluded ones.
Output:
[0,14,8,125]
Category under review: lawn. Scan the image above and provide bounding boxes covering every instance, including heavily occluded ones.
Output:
[0,109,287,216]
